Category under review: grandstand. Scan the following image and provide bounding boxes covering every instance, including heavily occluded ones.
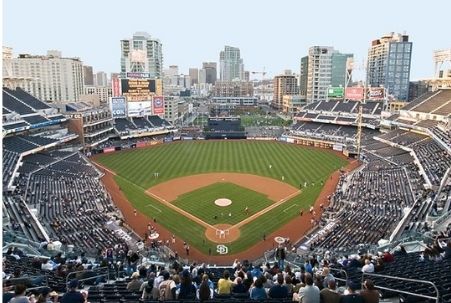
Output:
[2,87,451,303]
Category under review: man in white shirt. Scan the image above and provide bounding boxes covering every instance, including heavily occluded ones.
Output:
[361,259,375,273]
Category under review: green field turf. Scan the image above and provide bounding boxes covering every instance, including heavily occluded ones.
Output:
[95,141,347,255]
[172,183,273,225]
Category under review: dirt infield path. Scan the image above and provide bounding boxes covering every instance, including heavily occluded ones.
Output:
[146,173,300,245]
[147,173,299,202]
[96,158,360,264]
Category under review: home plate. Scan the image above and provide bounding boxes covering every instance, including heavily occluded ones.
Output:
[215,198,232,207]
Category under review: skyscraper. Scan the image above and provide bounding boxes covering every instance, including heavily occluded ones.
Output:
[83,66,94,86]
[120,32,163,78]
[189,68,199,85]
[304,46,353,103]
[219,46,244,81]
[202,62,217,84]
[367,32,412,100]
[95,71,108,86]
[272,71,299,109]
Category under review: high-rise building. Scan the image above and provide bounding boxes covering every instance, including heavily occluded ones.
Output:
[199,69,207,84]
[9,50,84,102]
[120,32,163,78]
[304,46,353,102]
[244,71,250,81]
[189,68,199,85]
[299,56,309,96]
[95,71,108,86]
[219,46,244,81]
[83,66,94,86]
[202,62,217,84]
[367,32,412,100]
[331,52,353,87]
[272,71,299,109]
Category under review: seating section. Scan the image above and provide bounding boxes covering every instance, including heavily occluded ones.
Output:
[22,115,50,125]
[5,87,51,110]
[402,89,451,114]
[3,150,20,187]
[3,90,35,115]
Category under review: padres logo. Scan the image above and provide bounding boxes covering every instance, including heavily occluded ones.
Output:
[216,244,228,255]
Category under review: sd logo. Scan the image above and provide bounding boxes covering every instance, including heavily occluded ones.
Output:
[216,244,228,255]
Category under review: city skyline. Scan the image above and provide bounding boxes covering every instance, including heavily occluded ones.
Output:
[3,0,450,81]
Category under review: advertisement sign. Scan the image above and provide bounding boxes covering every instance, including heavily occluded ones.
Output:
[127,101,152,117]
[367,87,385,100]
[153,96,165,115]
[126,72,151,79]
[121,79,156,101]
[327,87,344,98]
[110,97,127,118]
[103,147,115,153]
[345,87,364,101]
[112,77,121,97]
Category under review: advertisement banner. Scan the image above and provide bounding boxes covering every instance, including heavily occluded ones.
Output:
[112,77,121,97]
[121,79,156,101]
[345,87,364,101]
[327,87,344,98]
[103,147,115,153]
[127,101,152,117]
[367,87,385,100]
[110,97,127,118]
[153,96,164,115]
[126,72,150,79]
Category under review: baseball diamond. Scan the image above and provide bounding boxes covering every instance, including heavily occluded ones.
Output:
[94,140,347,259]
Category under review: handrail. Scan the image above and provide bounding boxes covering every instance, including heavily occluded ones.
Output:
[328,268,348,284]
[65,266,110,285]
[361,272,440,303]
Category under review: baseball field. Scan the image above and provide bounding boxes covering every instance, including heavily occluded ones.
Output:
[94,140,347,257]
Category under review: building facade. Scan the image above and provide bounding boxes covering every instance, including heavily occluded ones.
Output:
[120,32,163,78]
[299,56,309,96]
[273,72,299,109]
[189,68,198,85]
[83,66,94,86]
[214,80,253,97]
[9,50,84,102]
[202,62,217,84]
[367,32,412,101]
[219,46,244,81]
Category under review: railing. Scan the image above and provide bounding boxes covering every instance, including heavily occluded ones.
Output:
[362,272,440,303]
[65,266,110,285]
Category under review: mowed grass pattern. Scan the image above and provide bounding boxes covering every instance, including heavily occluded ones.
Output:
[172,183,273,225]
[96,141,347,255]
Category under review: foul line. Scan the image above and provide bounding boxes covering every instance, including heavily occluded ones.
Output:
[92,161,117,176]
[146,190,218,231]
[232,190,301,229]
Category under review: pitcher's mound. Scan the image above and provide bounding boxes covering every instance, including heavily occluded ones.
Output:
[205,224,240,243]
[215,198,232,207]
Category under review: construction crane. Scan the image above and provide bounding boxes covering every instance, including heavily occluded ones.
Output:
[251,67,267,102]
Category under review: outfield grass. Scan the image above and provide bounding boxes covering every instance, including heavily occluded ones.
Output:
[96,141,347,255]
[172,183,273,225]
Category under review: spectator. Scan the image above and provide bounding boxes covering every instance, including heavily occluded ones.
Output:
[275,244,287,270]
[36,288,55,303]
[284,274,295,294]
[139,272,155,300]
[360,279,379,303]
[320,279,340,303]
[217,270,233,295]
[294,273,320,303]
[232,277,247,294]
[3,280,15,303]
[40,259,53,271]
[178,270,196,300]
[340,281,364,303]
[61,280,84,303]
[8,284,30,303]
[382,250,394,263]
[126,272,142,292]
[361,260,374,273]
[269,273,289,298]
[197,274,213,302]
[249,277,267,301]
[158,271,176,301]
[322,268,335,289]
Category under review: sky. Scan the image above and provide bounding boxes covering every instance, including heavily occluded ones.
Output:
[3,0,450,81]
